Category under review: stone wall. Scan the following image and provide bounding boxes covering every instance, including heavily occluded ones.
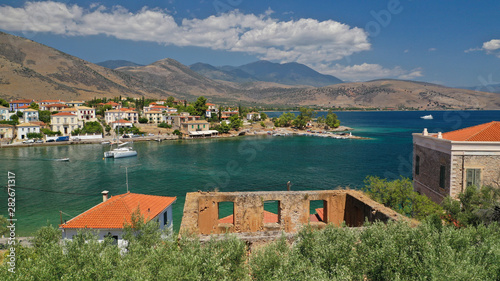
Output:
[463,155,500,189]
[180,190,406,241]
[413,144,451,203]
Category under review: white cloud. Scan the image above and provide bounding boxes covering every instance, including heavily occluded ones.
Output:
[428,48,437,52]
[314,63,423,82]
[0,1,370,65]
[466,39,500,58]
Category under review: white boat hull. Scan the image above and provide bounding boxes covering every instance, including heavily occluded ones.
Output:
[104,147,137,158]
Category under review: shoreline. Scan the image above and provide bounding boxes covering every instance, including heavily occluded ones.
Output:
[0,125,362,149]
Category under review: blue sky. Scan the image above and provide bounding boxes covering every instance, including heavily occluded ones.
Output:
[0,0,499,87]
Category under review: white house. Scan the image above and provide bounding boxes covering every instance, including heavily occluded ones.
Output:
[246,112,261,121]
[0,105,10,121]
[16,123,40,140]
[59,191,176,247]
[111,119,133,130]
[23,108,39,123]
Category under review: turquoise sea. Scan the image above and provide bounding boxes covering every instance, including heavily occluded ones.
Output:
[1,110,499,236]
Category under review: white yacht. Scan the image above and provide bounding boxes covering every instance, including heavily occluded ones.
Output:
[104,142,137,158]
[420,114,433,120]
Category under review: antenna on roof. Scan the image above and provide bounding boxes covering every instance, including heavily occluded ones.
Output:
[120,164,141,193]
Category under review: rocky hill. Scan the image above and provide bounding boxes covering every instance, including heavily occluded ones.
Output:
[1,31,499,109]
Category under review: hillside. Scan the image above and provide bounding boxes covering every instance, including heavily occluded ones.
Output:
[1,31,499,109]
[190,60,343,87]
[96,60,143,69]
[273,79,500,109]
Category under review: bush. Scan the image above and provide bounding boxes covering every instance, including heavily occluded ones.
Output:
[158,122,171,128]
[26,132,43,139]
[363,176,442,220]
[139,117,148,124]
[41,128,61,136]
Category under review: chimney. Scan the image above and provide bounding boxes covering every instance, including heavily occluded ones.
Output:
[437,132,442,139]
[423,128,428,136]
[102,190,109,202]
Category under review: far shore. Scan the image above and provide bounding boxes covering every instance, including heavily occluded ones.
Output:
[1,125,361,149]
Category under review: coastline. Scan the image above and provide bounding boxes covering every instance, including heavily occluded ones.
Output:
[0,125,362,149]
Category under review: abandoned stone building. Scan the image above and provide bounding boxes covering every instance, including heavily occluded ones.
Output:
[413,121,500,203]
[180,189,406,241]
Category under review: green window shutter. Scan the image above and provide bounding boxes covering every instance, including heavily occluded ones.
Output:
[439,165,446,188]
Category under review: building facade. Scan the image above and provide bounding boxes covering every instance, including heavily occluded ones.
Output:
[76,106,97,122]
[105,109,138,124]
[51,112,79,135]
[0,124,14,140]
[413,122,500,203]
[9,99,33,112]
[0,105,9,121]
[60,192,176,247]
[16,123,40,140]
[23,109,39,123]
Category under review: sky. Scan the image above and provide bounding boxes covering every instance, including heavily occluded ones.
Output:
[0,0,499,88]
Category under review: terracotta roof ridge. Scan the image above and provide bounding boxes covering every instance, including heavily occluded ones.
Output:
[464,121,496,141]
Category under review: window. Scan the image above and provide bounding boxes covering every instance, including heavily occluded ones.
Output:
[163,210,168,226]
[218,201,234,224]
[309,200,327,223]
[415,155,420,175]
[439,165,446,189]
[466,169,481,187]
[263,200,280,224]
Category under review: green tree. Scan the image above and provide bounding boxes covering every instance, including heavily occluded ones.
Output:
[292,108,316,129]
[166,96,175,107]
[193,96,208,117]
[214,122,231,133]
[139,117,148,124]
[10,114,19,124]
[317,116,326,128]
[325,110,340,128]
[29,102,39,110]
[229,115,243,130]
[16,111,23,118]
[0,98,9,108]
[260,112,268,121]
[27,132,43,139]
[442,185,500,227]
[38,110,51,124]
[363,176,442,220]
[275,112,295,127]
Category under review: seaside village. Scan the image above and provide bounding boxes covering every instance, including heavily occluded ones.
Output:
[1,97,500,248]
[0,97,249,144]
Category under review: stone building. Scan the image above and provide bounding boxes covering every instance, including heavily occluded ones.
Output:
[51,112,79,135]
[180,190,406,242]
[413,121,500,203]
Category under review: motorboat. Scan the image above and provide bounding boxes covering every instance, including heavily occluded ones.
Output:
[104,142,137,158]
[55,158,70,162]
[420,114,433,120]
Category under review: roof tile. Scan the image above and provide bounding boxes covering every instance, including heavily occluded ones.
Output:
[441,121,500,141]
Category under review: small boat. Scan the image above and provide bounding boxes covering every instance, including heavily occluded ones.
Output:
[420,114,433,120]
[55,158,70,162]
[101,141,111,145]
[104,142,137,159]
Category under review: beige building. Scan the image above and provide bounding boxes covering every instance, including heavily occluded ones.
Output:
[144,110,162,124]
[16,123,40,140]
[105,109,138,124]
[0,124,14,140]
[76,106,96,122]
[413,121,500,203]
[51,112,79,135]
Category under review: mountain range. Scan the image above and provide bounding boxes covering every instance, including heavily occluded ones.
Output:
[1,31,499,109]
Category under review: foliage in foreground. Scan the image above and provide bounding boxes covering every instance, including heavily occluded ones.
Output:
[363,176,443,220]
[2,221,500,280]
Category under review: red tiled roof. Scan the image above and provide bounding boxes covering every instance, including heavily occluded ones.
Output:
[40,99,62,103]
[441,121,500,141]
[10,99,33,104]
[47,103,68,108]
[18,105,30,109]
[52,112,77,116]
[60,192,176,229]
[219,210,278,224]
[206,103,215,106]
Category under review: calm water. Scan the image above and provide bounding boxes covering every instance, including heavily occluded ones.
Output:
[1,110,499,235]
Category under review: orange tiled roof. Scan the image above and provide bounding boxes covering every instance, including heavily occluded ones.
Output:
[112,119,132,124]
[18,105,30,109]
[60,192,176,229]
[219,210,278,224]
[441,121,500,141]
[10,99,33,104]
